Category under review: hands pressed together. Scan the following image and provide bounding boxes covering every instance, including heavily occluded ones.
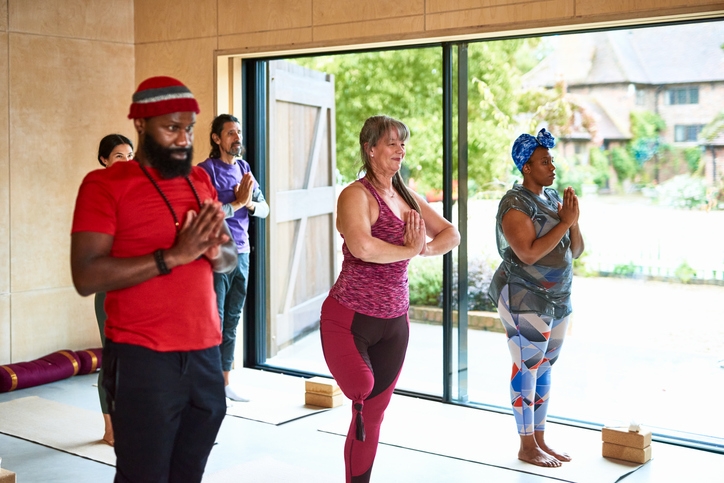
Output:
[167,199,230,266]
[404,209,427,256]
[233,172,255,208]
[557,187,580,228]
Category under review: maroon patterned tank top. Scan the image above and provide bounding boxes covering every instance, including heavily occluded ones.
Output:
[329,177,410,318]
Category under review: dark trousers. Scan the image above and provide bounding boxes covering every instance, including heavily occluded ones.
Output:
[94,292,109,414]
[213,252,250,371]
[102,340,226,483]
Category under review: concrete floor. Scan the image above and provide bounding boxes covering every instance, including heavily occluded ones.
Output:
[1,372,722,482]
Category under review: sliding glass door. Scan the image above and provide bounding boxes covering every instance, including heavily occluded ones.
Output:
[241,19,724,452]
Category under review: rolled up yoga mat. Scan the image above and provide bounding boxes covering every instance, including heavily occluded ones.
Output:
[0,349,101,392]
[76,348,102,375]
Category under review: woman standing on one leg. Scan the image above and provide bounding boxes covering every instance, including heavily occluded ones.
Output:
[488,129,584,468]
[94,134,134,446]
[321,115,459,483]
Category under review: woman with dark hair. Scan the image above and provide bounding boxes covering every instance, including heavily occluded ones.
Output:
[94,133,133,446]
[320,115,459,483]
[488,128,584,468]
[97,134,133,167]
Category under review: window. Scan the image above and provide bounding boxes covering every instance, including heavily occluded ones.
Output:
[635,89,645,105]
[675,124,703,142]
[667,87,699,104]
[239,19,724,453]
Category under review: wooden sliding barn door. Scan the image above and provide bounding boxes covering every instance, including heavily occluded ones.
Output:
[266,60,337,357]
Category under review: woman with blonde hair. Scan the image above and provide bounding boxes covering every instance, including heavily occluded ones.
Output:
[320,115,460,482]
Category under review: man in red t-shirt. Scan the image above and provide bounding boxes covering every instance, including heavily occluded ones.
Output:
[71,76,236,483]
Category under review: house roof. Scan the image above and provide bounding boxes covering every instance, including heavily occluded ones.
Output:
[580,97,631,140]
[559,94,631,142]
[701,132,724,147]
[523,21,724,87]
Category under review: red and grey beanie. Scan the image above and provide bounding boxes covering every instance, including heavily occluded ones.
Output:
[128,76,200,119]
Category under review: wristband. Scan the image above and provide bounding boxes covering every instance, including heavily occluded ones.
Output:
[154,249,171,275]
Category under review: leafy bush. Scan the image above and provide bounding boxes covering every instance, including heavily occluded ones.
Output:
[611,147,638,181]
[675,261,696,284]
[448,256,497,312]
[629,111,665,165]
[407,255,497,312]
[655,174,709,209]
[588,147,611,188]
[408,257,443,307]
[684,146,702,174]
[612,262,637,277]
[552,156,587,194]
[573,250,597,277]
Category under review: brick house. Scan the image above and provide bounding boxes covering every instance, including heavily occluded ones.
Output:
[523,22,724,186]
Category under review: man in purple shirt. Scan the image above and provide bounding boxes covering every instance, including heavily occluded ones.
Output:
[198,114,269,402]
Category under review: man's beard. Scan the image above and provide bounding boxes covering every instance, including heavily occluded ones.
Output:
[226,142,244,158]
[143,132,193,179]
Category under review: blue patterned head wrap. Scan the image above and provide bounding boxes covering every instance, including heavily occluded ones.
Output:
[511,128,556,172]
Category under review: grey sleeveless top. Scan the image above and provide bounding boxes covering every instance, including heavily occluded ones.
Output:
[488,183,573,319]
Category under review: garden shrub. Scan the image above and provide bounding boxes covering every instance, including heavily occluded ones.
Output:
[408,257,443,307]
[447,256,498,312]
[656,174,709,209]
[675,261,696,284]
[611,147,637,181]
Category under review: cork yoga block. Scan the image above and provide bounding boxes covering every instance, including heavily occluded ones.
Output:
[305,377,342,397]
[305,391,343,408]
[602,442,652,464]
[602,427,652,449]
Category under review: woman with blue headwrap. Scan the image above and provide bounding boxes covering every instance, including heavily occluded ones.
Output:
[488,128,584,467]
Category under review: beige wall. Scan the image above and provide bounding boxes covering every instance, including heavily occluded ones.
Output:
[1,0,135,364]
[2,0,722,364]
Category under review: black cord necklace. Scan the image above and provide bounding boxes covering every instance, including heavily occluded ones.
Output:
[138,162,202,232]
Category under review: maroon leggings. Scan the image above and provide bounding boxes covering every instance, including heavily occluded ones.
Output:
[320,296,409,483]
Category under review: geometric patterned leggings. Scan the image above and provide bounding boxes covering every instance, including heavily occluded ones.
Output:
[497,285,569,436]
[320,296,409,483]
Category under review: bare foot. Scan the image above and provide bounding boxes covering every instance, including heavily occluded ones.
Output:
[535,431,571,462]
[519,434,561,467]
[518,446,561,467]
[537,441,570,462]
[102,413,114,446]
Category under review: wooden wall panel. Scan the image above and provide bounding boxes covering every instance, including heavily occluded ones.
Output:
[0,1,7,31]
[314,15,425,43]
[134,0,217,43]
[426,0,574,31]
[576,0,723,17]
[218,0,312,35]
[11,288,99,363]
[9,33,135,292]
[135,37,218,165]
[0,296,8,365]
[0,33,8,297]
[426,0,523,13]
[8,0,133,42]
[312,0,424,26]
[218,28,313,52]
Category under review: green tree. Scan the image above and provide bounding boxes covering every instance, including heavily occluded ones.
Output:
[292,48,443,189]
[290,39,589,194]
[466,39,536,191]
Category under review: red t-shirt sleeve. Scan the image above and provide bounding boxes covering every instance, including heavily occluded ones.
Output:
[192,165,219,203]
[71,170,117,236]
